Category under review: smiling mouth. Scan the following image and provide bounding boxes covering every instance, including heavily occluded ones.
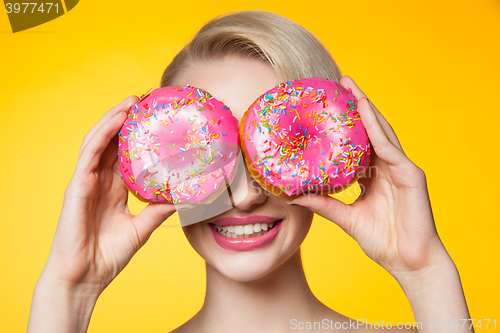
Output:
[210,220,281,238]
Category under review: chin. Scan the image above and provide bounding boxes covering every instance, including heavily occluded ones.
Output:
[209,249,285,282]
[183,221,291,281]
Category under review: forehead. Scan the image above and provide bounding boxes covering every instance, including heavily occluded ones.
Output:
[173,56,279,121]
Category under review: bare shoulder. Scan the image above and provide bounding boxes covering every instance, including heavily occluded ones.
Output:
[169,318,198,333]
[309,306,420,333]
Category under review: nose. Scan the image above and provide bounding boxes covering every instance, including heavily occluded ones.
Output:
[226,155,268,211]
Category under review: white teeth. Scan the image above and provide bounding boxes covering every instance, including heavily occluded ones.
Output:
[214,221,278,238]
[244,224,254,234]
[234,225,244,235]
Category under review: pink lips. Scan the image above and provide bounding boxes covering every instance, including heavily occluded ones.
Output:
[209,215,282,251]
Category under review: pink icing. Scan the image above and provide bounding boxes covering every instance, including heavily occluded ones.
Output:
[118,86,240,204]
[242,77,371,196]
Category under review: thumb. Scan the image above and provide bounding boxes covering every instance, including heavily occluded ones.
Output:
[287,194,353,235]
[133,203,177,245]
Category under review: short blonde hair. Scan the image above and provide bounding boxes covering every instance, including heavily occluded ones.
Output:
[160,10,342,86]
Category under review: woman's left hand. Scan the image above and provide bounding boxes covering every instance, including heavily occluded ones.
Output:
[288,75,449,278]
[288,76,473,332]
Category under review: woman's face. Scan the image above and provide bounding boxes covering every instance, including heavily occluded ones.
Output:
[174,56,314,282]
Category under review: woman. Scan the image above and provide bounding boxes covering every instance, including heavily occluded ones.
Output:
[27,11,472,332]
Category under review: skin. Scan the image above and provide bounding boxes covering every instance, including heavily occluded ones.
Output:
[27,56,473,333]
[174,57,315,283]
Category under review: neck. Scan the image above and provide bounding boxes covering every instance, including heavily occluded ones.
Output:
[191,248,331,332]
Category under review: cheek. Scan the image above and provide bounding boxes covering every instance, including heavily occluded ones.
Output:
[292,207,314,240]
[281,204,314,251]
[182,224,207,255]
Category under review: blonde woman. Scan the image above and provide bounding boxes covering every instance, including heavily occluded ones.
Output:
[28,11,472,333]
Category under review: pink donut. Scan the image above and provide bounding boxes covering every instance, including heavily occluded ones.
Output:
[118,86,240,204]
[240,77,371,198]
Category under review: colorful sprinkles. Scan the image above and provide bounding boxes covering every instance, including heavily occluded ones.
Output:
[117,86,240,204]
[242,78,371,196]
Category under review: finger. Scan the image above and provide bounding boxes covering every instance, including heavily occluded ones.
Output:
[102,135,119,169]
[357,97,408,166]
[76,110,128,175]
[286,194,353,236]
[133,203,177,245]
[174,203,198,210]
[339,76,402,150]
[80,96,139,155]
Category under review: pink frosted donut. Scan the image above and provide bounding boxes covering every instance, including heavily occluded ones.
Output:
[118,86,240,204]
[240,77,371,198]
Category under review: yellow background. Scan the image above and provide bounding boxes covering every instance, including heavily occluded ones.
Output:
[1,0,499,331]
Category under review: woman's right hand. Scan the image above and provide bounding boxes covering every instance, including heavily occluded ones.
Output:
[42,96,176,295]
[28,97,176,332]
